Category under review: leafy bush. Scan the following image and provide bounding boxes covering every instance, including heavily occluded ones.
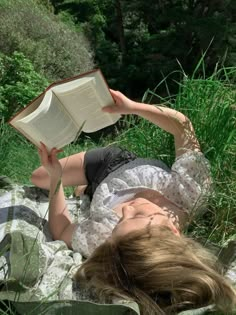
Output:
[0,0,94,81]
[0,51,49,120]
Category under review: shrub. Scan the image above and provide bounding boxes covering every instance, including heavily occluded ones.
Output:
[0,52,48,120]
[0,0,94,81]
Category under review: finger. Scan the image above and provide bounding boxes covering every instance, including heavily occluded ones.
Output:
[102,105,114,113]
[109,89,120,103]
[40,141,47,149]
[48,147,63,155]
[37,148,42,155]
[39,143,50,165]
[50,148,59,164]
[109,89,118,95]
[39,142,49,154]
[40,142,51,155]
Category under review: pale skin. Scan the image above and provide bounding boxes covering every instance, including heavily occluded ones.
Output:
[33,89,200,248]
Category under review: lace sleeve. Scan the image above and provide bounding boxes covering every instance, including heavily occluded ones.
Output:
[170,151,212,214]
[71,219,112,257]
[172,151,211,187]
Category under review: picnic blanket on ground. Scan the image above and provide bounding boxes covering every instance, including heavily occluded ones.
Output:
[0,176,235,315]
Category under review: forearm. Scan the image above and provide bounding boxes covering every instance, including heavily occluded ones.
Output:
[132,102,200,156]
[106,89,200,156]
[48,177,73,242]
[133,102,190,136]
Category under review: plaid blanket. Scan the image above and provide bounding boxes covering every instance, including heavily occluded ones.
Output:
[0,176,235,315]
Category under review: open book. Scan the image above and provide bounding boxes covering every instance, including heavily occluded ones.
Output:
[9,69,121,151]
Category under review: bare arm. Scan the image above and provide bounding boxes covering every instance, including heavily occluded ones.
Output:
[48,177,76,248]
[132,103,200,157]
[104,90,200,157]
[38,143,76,248]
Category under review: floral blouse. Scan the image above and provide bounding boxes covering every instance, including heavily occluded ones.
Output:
[71,151,211,257]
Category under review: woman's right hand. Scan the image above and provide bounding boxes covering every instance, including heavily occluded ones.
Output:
[102,89,138,115]
[38,142,62,180]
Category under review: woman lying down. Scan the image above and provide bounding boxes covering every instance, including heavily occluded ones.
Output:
[31,89,236,315]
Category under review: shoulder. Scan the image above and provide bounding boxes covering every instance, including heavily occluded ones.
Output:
[172,150,211,178]
[71,218,115,257]
[169,150,212,214]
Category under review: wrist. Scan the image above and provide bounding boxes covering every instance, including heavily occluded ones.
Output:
[128,101,144,114]
[50,175,62,185]
[49,177,62,196]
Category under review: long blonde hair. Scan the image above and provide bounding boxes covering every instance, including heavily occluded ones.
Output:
[75,225,236,314]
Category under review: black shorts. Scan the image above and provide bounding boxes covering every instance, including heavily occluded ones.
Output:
[84,145,137,200]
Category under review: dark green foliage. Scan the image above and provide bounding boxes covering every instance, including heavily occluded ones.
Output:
[49,0,236,98]
[0,52,48,121]
[0,0,94,81]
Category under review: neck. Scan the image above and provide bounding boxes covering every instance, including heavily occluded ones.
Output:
[134,190,189,231]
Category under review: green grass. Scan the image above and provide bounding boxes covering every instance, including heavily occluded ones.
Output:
[0,66,236,314]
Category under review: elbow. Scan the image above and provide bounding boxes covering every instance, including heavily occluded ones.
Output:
[182,115,194,130]
[31,170,38,186]
[52,224,74,249]
[58,232,72,249]
[178,112,191,126]
[51,231,71,248]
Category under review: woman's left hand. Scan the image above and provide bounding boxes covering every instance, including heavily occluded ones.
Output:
[38,142,63,180]
[102,89,137,115]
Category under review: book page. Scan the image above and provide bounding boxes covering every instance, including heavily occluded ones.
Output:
[10,94,45,124]
[51,77,93,94]
[52,75,120,132]
[14,92,78,151]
